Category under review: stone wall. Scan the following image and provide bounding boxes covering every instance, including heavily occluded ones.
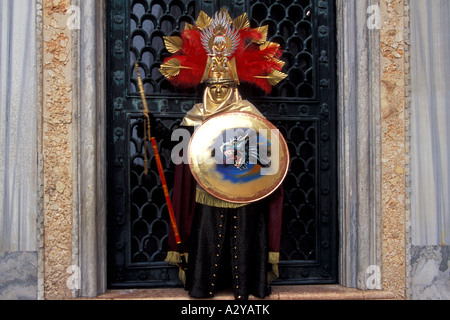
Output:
[379,0,408,299]
[0,0,39,300]
[406,0,450,300]
[41,0,74,299]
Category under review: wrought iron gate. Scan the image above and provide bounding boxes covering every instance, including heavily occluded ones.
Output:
[107,0,337,288]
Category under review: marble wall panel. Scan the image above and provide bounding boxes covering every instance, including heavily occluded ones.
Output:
[0,252,37,300]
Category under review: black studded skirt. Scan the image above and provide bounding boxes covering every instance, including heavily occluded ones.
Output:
[185,202,271,300]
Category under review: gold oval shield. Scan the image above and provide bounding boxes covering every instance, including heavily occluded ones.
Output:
[188,112,290,204]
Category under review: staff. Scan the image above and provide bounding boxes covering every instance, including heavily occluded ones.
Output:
[134,62,187,271]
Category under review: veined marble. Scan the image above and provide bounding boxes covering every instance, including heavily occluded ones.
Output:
[0,252,37,300]
[410,246,450,300]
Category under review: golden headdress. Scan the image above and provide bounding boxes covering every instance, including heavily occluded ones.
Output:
[159,9,287,93]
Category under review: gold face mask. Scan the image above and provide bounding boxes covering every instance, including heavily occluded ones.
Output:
[208,83,232,104]
[204,79,237,113]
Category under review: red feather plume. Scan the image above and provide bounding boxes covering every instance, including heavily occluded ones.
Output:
[233,28,285,93]
[161,29,208,88]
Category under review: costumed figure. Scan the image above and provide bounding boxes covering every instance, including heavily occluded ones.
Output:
[161,9,288,300]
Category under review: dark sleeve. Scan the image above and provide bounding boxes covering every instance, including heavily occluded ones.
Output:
[268,186,284,254]
[167,126,197,254]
